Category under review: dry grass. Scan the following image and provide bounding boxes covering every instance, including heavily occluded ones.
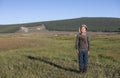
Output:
[0,32,120,78]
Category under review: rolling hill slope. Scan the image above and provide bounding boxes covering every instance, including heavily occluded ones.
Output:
[0,17,120,33]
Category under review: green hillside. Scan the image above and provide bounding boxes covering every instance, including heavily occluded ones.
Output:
[0,17,120,33]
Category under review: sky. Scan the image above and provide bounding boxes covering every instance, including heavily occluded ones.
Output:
[0,0,120,24]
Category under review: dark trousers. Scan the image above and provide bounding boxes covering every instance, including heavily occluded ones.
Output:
[78,50,88,69]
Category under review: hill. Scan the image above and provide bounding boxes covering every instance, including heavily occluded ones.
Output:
[0,17,120,33]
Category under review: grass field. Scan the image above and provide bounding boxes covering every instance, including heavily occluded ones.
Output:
[0,32,120,78]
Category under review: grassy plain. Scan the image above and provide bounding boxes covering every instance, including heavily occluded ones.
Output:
[0,32,120,78]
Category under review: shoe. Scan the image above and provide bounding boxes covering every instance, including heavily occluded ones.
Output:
[83,67,87,73]
[79,68,83,73]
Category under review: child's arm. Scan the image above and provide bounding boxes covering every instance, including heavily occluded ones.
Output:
[87,35,90,51]
[75,34,80,54]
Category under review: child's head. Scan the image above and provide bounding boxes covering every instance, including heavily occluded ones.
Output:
[79,24,87,33]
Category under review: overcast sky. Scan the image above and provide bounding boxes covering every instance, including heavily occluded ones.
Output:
[0,0,120,24]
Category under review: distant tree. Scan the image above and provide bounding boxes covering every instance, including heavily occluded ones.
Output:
[118,28,120,31]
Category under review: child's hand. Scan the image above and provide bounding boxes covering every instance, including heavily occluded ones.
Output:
[76,50,79,54]
[88,51,90,55]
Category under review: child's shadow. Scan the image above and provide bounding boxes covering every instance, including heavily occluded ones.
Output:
[27,55,79,73]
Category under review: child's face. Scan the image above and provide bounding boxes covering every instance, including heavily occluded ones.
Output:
[81,27,86,33]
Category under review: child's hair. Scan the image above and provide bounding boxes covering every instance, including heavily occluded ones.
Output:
[79,24,87,32]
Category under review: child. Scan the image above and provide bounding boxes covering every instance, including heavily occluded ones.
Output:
[75,24,90,73]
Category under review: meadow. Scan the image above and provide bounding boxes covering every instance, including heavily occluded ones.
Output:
[0,32,120,78]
